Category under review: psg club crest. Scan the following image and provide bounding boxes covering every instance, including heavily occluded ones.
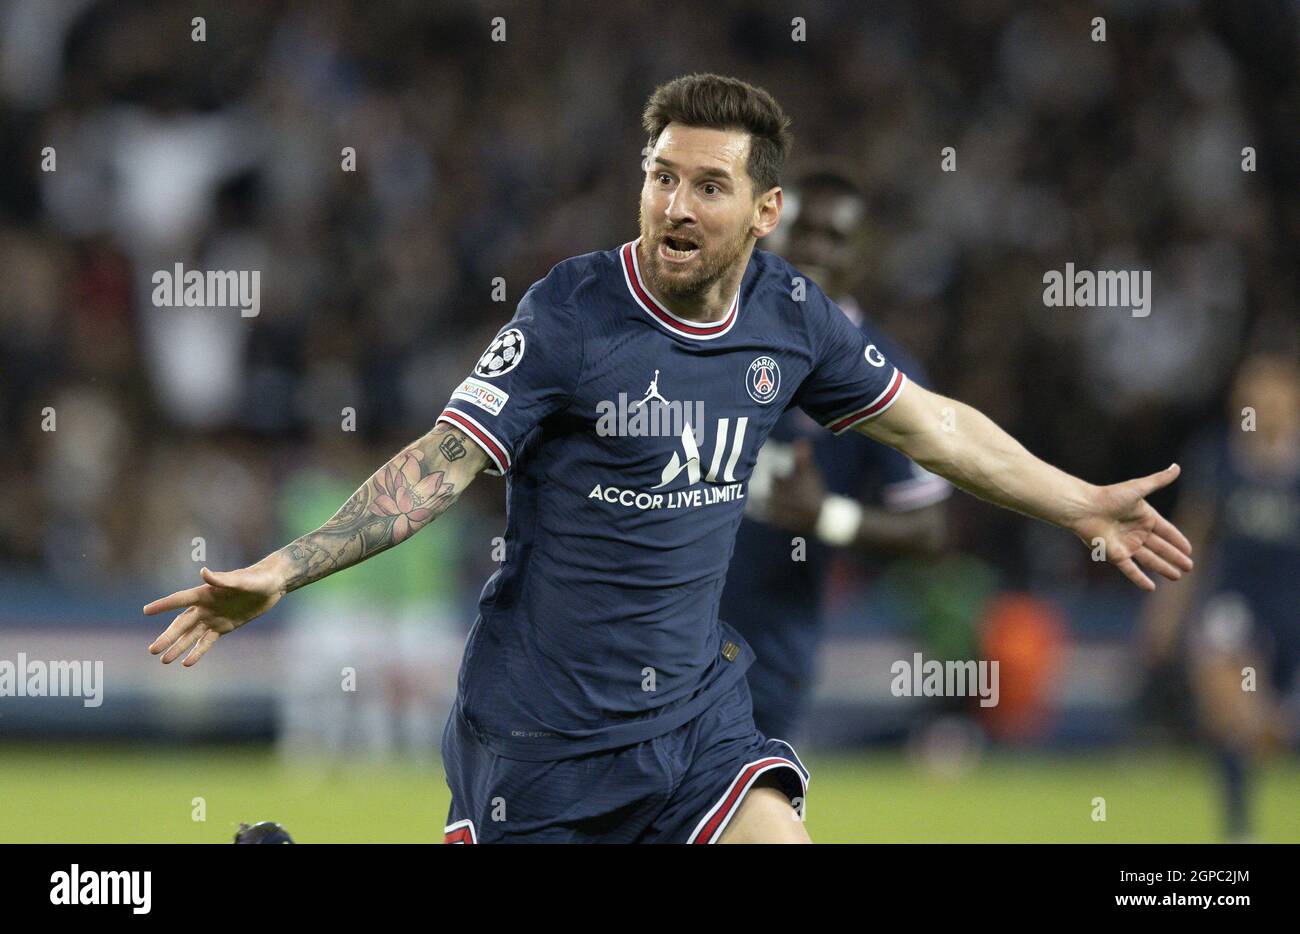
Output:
[746,355,780,404]
[475,328,526,378]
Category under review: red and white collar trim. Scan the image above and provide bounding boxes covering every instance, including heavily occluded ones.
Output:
[620,239,740,340]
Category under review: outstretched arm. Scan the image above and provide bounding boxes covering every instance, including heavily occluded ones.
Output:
[858,383,1193,590]
[269,422,487,591]
[145,423,489,666]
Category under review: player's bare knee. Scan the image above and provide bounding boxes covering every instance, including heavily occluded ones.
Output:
[718,782,811,844]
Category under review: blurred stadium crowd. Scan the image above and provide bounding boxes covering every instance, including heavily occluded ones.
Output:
[0,0,1296,750]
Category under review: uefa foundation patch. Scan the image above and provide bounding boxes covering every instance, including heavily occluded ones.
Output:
[452,376,510,416]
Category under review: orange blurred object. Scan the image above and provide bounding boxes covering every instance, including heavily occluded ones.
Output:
[978,593,1067,741]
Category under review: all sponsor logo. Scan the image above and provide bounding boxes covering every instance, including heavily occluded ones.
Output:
[588,417,750,511]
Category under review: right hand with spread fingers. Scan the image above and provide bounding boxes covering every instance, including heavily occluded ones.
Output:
[144,563,285,667]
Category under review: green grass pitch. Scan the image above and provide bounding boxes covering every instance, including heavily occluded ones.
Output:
[5,745,1298,842]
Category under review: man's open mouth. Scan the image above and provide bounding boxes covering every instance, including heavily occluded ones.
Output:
[660,236,700,260]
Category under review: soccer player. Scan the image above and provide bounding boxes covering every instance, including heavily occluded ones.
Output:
[721,170,951,742]
[1141,351,1299,839]
[145,73,1193,844]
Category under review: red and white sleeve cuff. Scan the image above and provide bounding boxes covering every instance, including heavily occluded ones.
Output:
[823,368,907,435]
[437,407,511,476]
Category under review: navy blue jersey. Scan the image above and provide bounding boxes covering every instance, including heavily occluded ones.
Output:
[719,316,950,724]
[437,239,908,760]
[1188,431,1300,657]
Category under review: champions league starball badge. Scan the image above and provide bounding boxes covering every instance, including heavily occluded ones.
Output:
[475,328,526,378]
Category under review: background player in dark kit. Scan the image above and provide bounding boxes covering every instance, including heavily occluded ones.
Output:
[1141,350,1300,840]
[721,170,951,741]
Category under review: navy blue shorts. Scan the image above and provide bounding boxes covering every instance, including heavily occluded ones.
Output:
[745,660,808,743]
[441,677,809,844]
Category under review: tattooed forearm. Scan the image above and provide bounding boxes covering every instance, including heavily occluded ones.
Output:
[439,431,467,462]
[281,541,341,591]
[271,424,484,593]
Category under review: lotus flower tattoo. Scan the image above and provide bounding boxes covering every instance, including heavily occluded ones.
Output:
[368,448,456,543]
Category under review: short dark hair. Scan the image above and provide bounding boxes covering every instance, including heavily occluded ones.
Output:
[641,73,793,196]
